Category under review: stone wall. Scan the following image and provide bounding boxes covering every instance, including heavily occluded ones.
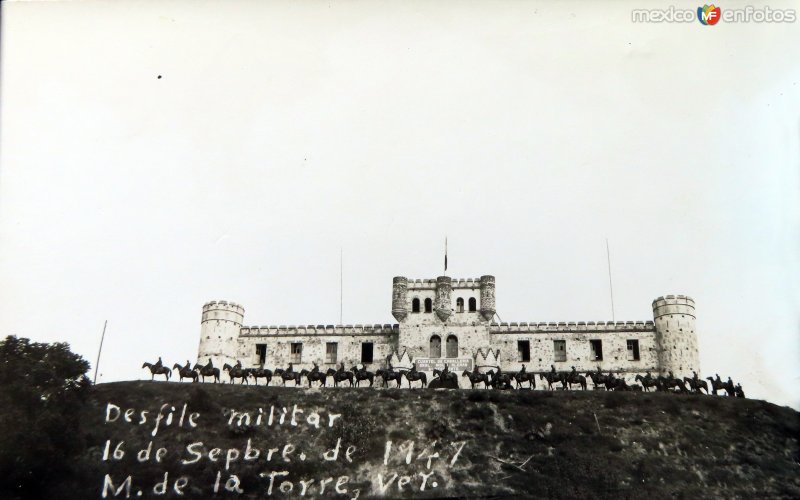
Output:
[235,325,398,373]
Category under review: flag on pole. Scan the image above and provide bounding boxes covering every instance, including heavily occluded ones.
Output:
[444,237,448,273]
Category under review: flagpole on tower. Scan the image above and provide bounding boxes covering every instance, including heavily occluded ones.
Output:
[444,237,448,275]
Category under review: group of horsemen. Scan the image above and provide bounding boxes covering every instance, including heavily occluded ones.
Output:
[147,356,745,396]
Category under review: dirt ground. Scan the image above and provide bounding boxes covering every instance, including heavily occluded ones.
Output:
[63,381,800,499]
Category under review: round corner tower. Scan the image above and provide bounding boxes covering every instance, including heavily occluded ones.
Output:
[652,295,699,378]
[479,275,496,321]
[197,300,244,368]
[391,276,408,322]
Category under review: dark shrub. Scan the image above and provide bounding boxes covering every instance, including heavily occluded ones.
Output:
[0,336,91,499]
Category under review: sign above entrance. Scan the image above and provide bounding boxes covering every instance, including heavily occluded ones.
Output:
[415,358,473,372]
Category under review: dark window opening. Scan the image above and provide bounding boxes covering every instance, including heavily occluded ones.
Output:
[361,342,374,364]
[290,343,302,363]
[554,340,566,362]
[326,342,338,364]
[468,297,477,312]
[518,340,530,362]
[412,298,420,313]
[456,298,464,313]
[430,335,441,358]
[446,335,458,358]
[424,298,433,313]
[255,344,267,366]
[590,339,603,361]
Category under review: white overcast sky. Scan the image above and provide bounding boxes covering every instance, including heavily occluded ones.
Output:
[1,1,798,408]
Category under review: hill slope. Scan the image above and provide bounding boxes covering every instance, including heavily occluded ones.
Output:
[67,382,799,499]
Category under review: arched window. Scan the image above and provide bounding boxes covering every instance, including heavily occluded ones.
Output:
[430,335,442,358]
[424,298,433,313]
[456,298,464,313]
[412,298,420,313]
[446,335,459,358]
[468,297,477,312]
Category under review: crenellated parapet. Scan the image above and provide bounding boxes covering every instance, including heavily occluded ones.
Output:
[652,295,695,318]
[489,320,655,334]
[405,278,484,290]
[240,324,399,337]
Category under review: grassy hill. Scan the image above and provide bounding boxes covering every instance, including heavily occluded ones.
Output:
[63,382,799,499]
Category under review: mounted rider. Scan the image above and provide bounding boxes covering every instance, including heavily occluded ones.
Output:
[234,359,242,369]
[154,356,163,369]
[440,363,450,380]
[205,357,214,370]
[520,364,527,374]
[337,362,345,374]
[569,366,578,382]
[184,360,191,371]
[311,362,319,373]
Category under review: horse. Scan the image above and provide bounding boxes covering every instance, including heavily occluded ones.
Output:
[683,377,708,394]
[142,362,171,381]
[512,370,536,390]
[660,376,688,394]
[433,368,458,386]
[300,368,327,387]
[275,368,302,386]
[376,368,404,388]
[247,367,273,386]
[604,375,629,391]
[486,369,513,390]
[587,371,608,390]
[172,363,198,383]
[403,368,427,389]
[539,371,562,391]
[635,374,659,392]
[563,372,587,391]
[351,365,375,387]
[461,370,489,389]
[706,376,735,396]
[223,363,250,385]
[192,363,221,383]
[325,368,354,388]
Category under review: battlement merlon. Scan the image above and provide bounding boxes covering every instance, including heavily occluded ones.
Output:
[240,324,400,337]
[400,277,487,290]
[489,320,655,334]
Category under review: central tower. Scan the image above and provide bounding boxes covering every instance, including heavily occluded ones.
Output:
[391,275,495,367]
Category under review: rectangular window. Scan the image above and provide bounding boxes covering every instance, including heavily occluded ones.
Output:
[590,339,603,361]
[553,340,566,362]
[290,343,302,363]
[627,339,640,361]
[325,342,338,364]
[361,342,374,364]
[255,344,267,365]
[518,340,531,362]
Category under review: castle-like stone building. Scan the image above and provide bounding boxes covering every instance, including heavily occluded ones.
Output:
[197,275,700,386]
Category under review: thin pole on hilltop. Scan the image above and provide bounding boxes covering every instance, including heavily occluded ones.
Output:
[444,236,448,275]
[93,320,108,384]
[606,238,616,323]
[339,248,343,324]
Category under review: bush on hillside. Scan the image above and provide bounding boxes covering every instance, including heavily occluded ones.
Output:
[0,335,91,499]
